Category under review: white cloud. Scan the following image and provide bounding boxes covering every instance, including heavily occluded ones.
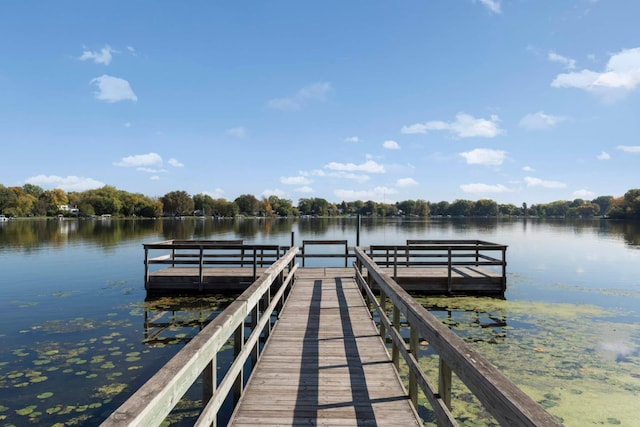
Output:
[401,113,503,138]
[127,46,137,56]
[295,186,314,193]
[573,189,596,199]
[25,175,105,192]
[524,176,567,188]
[137,167,167,174]
[268,82,332,110]
[168,158,184,168]
[261,188,287,198]
[344,136,360,143]
[551,47,640,102]
[327,172,371,183]
[91,75,137,103]
[280,176,312,185]
[519,112,567,130]
[460,183,511,194]
[522,166,535,172]
[459,148,507,166]
[334,186,397,202]
[79,45,116,65]
[548,51,576,70]
[383,140,400,150]
[114,153,163,168]
[396,177,418,187]
[204,188,225,198]
[226,127,247,138]
[597,151,611,160]
[325,159,385,174]
[150,175,160,181]
[617,145,640,153]
[476,0,502,14]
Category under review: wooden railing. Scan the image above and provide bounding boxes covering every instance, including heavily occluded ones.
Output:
[143,240,286,288]
[102,247,299,427]
[300,239,350,267]
[353,247,561,427]
[369,240,507,292]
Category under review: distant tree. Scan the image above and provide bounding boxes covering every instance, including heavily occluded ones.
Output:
[397,200,416,216]
[23,184,44,199]
[298,197,329,216]
[234,194,260,216]
[575,203,600,217]
[161,190,194,216]
[473,199,498,216]
[267,195,295,216]
[0,186,36,216]
[429,201,450,216]
[39,189,69,216]
[415,199,430,217]
[592,196,613,216]
[449,199,473,216]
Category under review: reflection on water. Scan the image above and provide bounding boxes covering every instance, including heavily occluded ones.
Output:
[2,217,639,252]
[0,217,639,425]
[143,295,237,347]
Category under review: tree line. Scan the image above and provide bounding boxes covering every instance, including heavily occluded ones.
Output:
[1,183,639,220]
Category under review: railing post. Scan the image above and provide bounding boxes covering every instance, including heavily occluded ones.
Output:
[379,290,387,341]
[502,246,507,292]
[251,303,260,366]
[202,355,217,427]
[253,248,257,281]
[409,326,418,407]
[439,357,452,410]
[199,246,204,292]
[144,246,149,290]
[447,247,452,293]
[171,246,176,267]
[393,247,398,280]
[475,243,479,267]
[392,305,400,368]
[233,324,244,403]
[344,241,348,268]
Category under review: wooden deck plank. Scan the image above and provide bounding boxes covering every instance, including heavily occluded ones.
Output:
[228,272,421,426]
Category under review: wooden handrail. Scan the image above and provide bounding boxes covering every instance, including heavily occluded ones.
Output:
[102,247,299,427]
[301,239,349,267]
[353,247,560,427]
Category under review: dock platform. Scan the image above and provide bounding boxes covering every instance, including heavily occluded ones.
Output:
[228,267,421,426]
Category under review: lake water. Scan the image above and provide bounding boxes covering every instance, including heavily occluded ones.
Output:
[0,217,639,426]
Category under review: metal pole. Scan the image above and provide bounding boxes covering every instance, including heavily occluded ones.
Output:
[356,214,361,246]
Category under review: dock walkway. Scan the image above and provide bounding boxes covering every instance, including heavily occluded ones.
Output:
[228,268,421,426]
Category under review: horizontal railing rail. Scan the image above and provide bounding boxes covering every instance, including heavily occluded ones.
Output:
[301,239,350,267]
[102,247,299,427]
[353,247,560,427]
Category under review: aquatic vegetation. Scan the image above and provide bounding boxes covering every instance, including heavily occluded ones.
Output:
[406,295,640,426]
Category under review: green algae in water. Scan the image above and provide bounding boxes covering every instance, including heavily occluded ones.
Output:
[94,383,127,399]
[37,392,54,399]
[410,295,640,427]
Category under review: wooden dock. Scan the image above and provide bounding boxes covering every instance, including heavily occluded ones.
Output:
[228,268,421,426]
[143,239,508,295]
[103,245,561,427]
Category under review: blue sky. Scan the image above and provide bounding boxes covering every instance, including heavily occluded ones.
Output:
[1,0,639,205]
